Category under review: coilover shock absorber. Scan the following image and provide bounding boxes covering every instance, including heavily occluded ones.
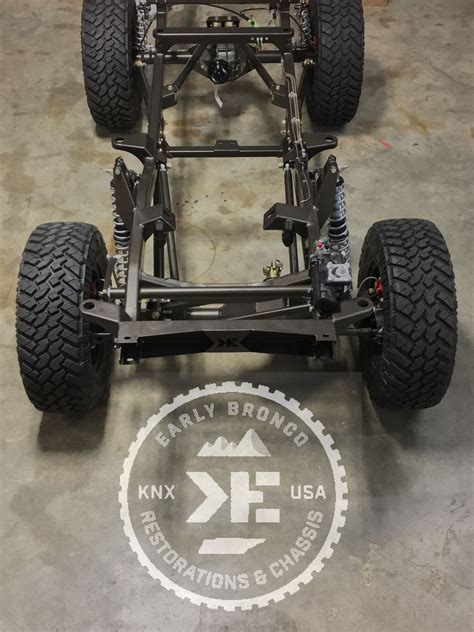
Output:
[310,170,352,313]
[328,175,351,266]
[309,172,352,312]
[110,179,131,287]
[296,2,312,48]
[134,1,149,51]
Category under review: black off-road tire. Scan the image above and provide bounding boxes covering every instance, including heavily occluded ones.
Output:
[358,219,457,409]
[81,0,141,130]
[16,223,114,414]
[307,0,364,127]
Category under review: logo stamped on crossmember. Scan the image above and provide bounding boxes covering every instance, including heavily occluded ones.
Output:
[119,382,348,611]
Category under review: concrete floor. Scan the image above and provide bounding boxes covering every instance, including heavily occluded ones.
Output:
[1,0,473,630]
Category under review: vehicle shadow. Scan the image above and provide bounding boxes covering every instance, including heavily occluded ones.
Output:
[352,323,472,542]
[368,324,471,447]
[37,404,108,451]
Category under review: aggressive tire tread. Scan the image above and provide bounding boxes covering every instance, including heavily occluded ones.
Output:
[308,0,364,127]
[358,219,457,409]
[81,0,141,130]
[16,222,113,413]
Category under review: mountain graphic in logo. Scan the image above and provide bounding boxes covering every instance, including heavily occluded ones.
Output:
[197,429,271,458]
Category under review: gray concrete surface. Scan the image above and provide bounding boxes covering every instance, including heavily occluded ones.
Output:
[1,0,473,630]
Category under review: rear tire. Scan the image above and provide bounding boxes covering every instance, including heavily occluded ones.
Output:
[307,0,364,127]
[16,222,113,414]
[81,0,141,130]
[358,219,457,409]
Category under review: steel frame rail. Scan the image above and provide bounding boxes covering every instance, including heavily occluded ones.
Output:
[80,0,376,362]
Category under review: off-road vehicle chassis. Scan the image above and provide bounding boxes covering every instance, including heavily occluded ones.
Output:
[15,0,457,413]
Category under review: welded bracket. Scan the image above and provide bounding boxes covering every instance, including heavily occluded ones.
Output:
[332,298,375,331]
[112,134,167,164]
[136,204,176,240]
[112,158,135,231]
[263,202,314,238]
[304,134,338,160]
[314,155,339,228]
[80,301,129,335]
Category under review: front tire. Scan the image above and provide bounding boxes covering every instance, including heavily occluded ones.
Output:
[16,222,113,413]
[358,219,457,409]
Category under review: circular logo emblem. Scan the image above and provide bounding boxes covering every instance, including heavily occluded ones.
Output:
[119,382,348,611]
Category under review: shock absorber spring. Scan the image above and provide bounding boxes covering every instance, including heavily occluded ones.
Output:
[328,176,351,264]
[111,180,131,287]
[135,1,149,51]
[298,4,312,48]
